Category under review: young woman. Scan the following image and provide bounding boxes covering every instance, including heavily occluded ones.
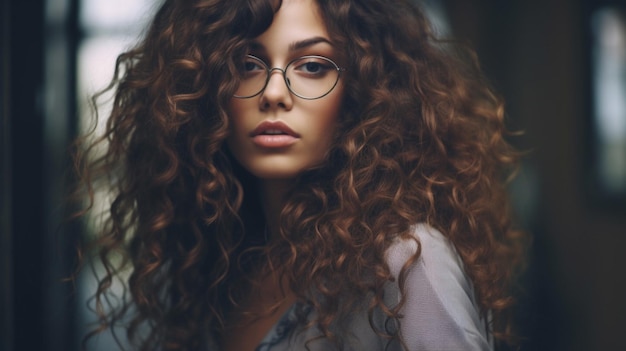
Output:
[76,0,525,350]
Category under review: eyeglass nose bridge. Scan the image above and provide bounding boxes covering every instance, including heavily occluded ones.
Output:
[264,67,291,91]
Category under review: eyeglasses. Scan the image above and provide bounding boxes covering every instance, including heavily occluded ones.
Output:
[233,55,345,100]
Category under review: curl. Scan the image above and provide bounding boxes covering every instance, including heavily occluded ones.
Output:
[73,0,526,350]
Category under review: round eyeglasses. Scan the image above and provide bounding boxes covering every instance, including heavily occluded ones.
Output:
[233,55,345,100]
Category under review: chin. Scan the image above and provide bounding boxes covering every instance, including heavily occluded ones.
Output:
[246,167,303,181]
[233,153,322,180]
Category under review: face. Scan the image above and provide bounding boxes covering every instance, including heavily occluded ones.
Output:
[227,0,344,180]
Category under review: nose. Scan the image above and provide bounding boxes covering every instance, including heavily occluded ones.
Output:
[260,68,293,111]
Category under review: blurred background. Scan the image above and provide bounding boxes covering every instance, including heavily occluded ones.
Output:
[1,0,625,350]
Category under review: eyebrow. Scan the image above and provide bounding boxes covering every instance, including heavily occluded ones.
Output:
[288,36,333,51]
[248,36,333,53]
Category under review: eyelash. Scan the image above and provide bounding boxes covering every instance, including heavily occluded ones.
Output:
[241,55,337,78]
[245,53,336,65]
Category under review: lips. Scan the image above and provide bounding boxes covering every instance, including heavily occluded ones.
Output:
[250,121,300,148]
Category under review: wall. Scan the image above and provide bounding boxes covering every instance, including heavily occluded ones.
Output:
[445,0,626,350]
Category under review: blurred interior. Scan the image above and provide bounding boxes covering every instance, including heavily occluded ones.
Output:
[2,0,625,350]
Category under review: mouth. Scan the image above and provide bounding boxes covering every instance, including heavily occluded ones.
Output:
[250,121,300,138]
[261,129,291,135]
[250,121,300,148]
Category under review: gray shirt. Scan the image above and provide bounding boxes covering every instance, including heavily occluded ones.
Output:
[212,223,492,351]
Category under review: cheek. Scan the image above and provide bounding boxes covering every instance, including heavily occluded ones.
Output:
[314,94,342,144]
[303,105,342,167]
[227,99,246,127]
[227,97,255,135]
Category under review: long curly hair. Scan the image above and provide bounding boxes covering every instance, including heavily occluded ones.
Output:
[74,0,525,350]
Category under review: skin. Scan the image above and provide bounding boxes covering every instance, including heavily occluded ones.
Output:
[222,1,344,350]
[226,0,344,208]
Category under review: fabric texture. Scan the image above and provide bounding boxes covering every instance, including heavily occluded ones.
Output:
[213,223,492,351]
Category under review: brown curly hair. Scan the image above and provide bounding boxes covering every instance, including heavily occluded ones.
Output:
[74,0,525,350]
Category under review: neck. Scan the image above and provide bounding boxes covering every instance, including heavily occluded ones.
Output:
[258,179,294,241]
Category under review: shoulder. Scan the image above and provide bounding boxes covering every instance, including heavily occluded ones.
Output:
[386,223,463,278]
[385,223,493,351]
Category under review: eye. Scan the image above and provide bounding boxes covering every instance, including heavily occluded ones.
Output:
[302,61,323,73]
[291,57,335,78]
[239,56,266,77]
[244,60,263,71]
